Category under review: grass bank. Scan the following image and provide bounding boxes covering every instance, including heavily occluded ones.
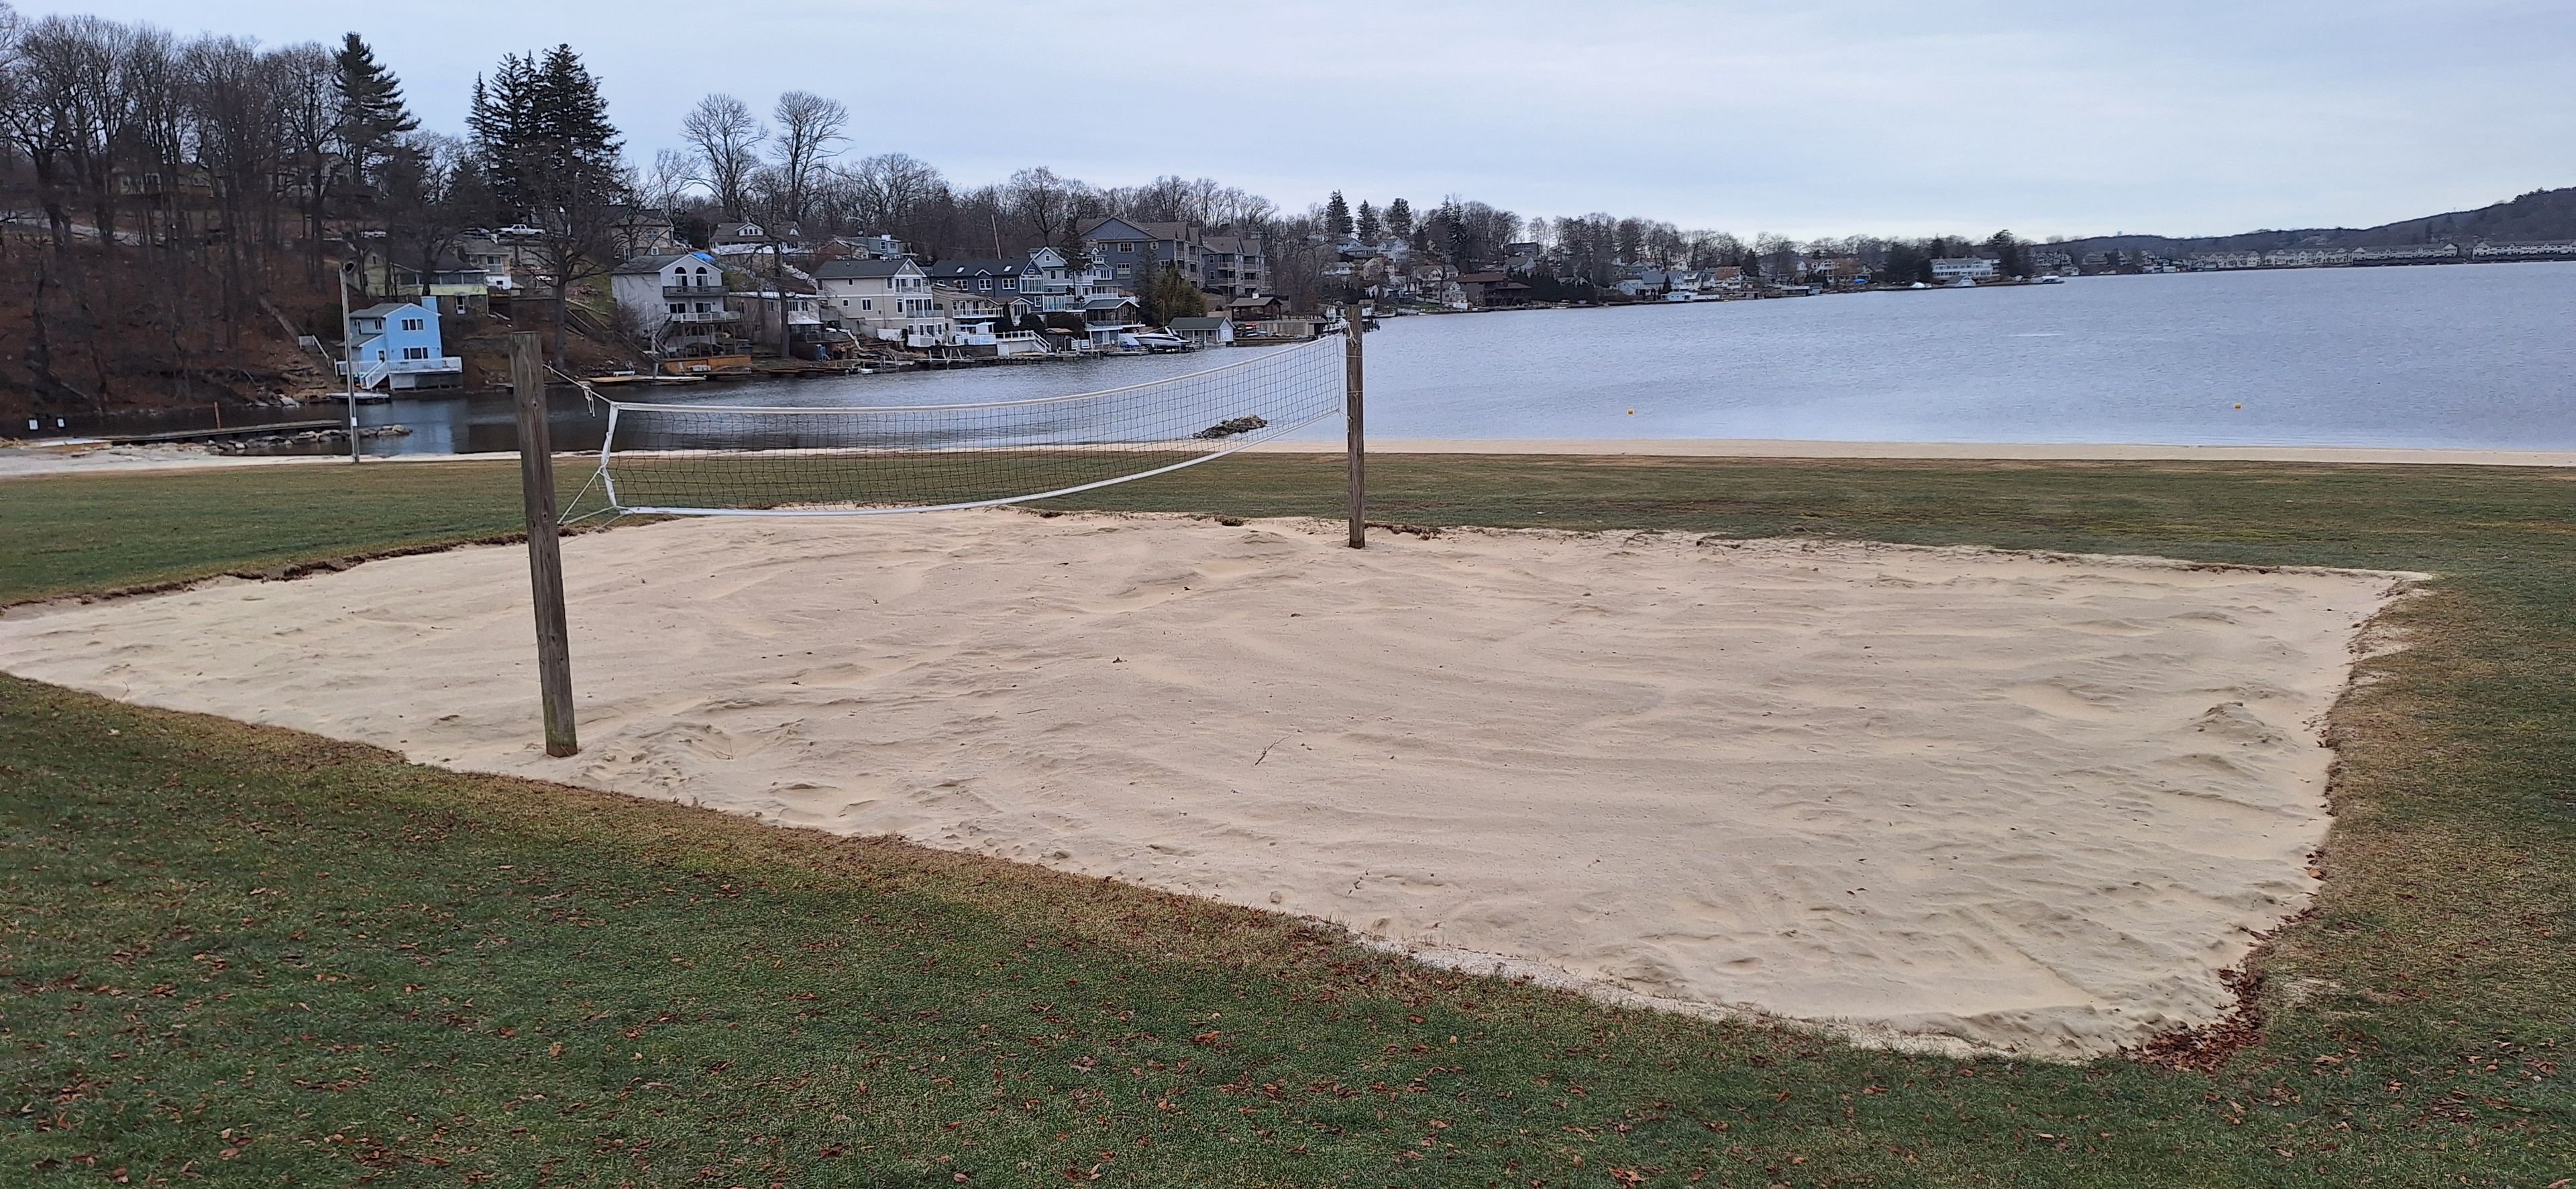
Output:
[1,455,2568,1186]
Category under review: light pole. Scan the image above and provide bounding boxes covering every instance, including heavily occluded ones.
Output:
[339,260,361,463]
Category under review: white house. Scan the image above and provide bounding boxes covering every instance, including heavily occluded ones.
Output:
[1167,316,1234,347]
[814,257,949,347]
[337,301,462,392]
[610,252,738,355]
[1929,257,1998,282]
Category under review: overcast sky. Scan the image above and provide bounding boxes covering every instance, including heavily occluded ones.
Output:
[21,0,2576,239]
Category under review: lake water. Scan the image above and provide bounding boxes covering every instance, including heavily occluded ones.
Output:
[41,262,2570,455]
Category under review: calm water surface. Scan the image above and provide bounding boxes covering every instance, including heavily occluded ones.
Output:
[81,262,2569,456]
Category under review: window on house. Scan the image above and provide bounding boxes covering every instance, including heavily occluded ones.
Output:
[668,304,685,315]
[402,347,430,361]
[978,278,991,290]
[861,299,873,310]
[400,317,424,331]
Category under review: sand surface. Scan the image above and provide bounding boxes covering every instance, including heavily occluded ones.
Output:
[0,513,2413,1054]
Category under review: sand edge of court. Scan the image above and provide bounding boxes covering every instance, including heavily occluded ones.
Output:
[0,512,2424,1057]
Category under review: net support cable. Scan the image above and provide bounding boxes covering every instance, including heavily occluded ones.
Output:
[581,337,1346,518]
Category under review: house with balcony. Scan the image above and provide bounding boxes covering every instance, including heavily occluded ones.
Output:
[610,251,739,355]
[927,285,1050,356]
[1017,246,1110,312]
[814,257,949,347]
[1929,257,1998,283]
[337,301,462,392]
[1198,233,1269,298]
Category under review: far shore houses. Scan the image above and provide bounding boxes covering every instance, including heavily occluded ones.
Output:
[606,217,1283,361]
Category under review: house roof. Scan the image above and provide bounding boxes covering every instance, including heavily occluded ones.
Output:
[814,258,918,280]
[1167,317,1229,330]
[351,302,424,318]
[1227,295,1280,307]
[1081,295,1139,310]
[712,221,798,245]
[1081,217,1191,243]
[924,259,1027,279]
[610,253,704,276]
[1454,272,1507,283]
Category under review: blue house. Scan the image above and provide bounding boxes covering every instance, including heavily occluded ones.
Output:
[341,301,464,392]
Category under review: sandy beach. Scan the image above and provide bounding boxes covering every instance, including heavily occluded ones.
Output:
[0,512,2415,1054]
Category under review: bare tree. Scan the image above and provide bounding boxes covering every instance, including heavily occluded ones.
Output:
[843,151,944,245]
[270,41,334,279]
[678,92,760,219]
[634,146,690,211]
[766,89,845,229]
[1004,166,1097,253]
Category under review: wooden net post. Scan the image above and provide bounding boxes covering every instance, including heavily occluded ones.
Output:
[1344,303,1366,549]
[511,333,578,756]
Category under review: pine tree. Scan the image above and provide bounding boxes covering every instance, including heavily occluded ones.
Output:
[1385,197,1413,240]
[1356,201,1381,241]
[1324,190,1352,237]
[331,34,417,183]
[531,44,621,171]
[472,45,628,363]
[466,56,539,212]
[1144,262,1205,326]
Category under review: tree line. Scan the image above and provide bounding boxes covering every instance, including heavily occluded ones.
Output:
[1,3,2059,414]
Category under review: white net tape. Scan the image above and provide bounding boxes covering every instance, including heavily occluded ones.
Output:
[585,337,1346,518]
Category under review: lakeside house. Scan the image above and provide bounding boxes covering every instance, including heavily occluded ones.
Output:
[1081,218,1269,298]
[1228,294,1286,321]
[925,258,1037,296]
[610,251,740,357]
[337,301,462,392]
[814,257,951,347]
[1930,258,1998,282]
[1454,272,1531,308]
[928,284,1049,356]
[1167,316,1234,347]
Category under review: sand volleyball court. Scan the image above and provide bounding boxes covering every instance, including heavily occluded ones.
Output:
[0,512,2414,1054]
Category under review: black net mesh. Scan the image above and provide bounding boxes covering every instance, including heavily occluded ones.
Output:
[586,339,1344,517]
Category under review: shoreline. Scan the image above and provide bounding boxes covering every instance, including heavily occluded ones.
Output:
[1243,439,2576,466]
[7,437,2574,480]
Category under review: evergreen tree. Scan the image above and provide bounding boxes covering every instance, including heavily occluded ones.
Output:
[331,33,417,184]
[1385,197,1413,240]
[1984,229,2030,278]
[1356,201,1381,241]
[1324,190,1352,237]
[532,44,621,172]
[471,45,627,362]
[1143,262,1204,326]
[466,56,539,212]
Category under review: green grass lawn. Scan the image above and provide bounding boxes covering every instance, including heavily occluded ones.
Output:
[1,455,2569,1186]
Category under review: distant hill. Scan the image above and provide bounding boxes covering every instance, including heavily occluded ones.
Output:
[2056,186,2576,256]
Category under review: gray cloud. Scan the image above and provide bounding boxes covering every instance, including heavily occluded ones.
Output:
[33,0,2576,237]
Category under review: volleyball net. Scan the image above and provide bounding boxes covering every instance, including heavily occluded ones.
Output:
[579,337,1345,518]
